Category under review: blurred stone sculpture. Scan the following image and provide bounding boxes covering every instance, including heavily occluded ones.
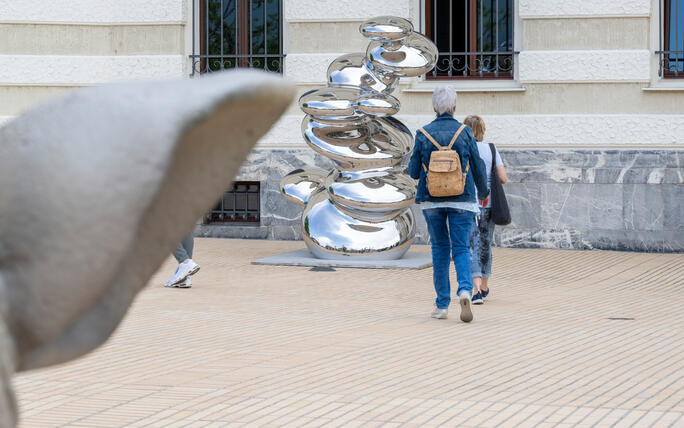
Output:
[0,71,294,427]
[280,16,438,260]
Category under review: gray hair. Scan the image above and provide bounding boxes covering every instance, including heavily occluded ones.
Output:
[432,86,457,115]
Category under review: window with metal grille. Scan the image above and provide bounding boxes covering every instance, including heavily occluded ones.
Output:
[190,0,284,76]
[659,0,684,77]
[205,181,260,224]
[424,0,516,79]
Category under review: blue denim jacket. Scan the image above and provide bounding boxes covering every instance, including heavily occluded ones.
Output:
[408,114,489,203]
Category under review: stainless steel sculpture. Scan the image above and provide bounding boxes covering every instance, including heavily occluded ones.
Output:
[280,16,438,260]
[0,71,294,428]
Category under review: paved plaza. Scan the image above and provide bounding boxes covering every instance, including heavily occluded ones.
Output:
[14,238,684,427]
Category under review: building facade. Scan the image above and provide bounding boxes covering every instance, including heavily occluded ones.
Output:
[1,0,682,251]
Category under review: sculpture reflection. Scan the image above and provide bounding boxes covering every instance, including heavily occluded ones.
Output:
[281,16,438,260]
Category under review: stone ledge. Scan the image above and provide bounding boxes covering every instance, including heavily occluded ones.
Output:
[251,248,432,270]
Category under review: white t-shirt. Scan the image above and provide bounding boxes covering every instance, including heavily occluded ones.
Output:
[476,141,503,208]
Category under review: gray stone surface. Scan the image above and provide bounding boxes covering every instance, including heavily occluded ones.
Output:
[541,183,623,230]
[623,184,665,231]
[199,148,683,253]
[0,71,294,427]
[252,249,432,269]
[663,184,684,230]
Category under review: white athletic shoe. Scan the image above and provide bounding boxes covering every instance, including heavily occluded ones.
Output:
[164,276,191,288]
[167,259,200,286]
[431,305,448,319]
[176,277,192,288]
[163,267,178,287]
[459,292,473,323]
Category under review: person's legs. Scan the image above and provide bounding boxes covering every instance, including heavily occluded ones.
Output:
[448,209,474,297]
[172,233,194,263]
[423,208,451,311]
[480,209,495,294]
[448,209,475,322]
[469,214,483,302]
[166,232,199,287]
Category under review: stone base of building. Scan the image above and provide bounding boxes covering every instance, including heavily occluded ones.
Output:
[196,149,683,253]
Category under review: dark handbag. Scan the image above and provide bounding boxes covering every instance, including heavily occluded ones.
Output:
[488,143,511,226]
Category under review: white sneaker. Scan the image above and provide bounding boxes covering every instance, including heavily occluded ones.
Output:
[176,277,192,288]
[163,267,178,287]
[431,305,448,319]
[164,276,191,288]
[167,259,200,286]
[459,292,473,323]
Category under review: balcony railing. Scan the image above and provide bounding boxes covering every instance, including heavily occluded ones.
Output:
[190,0,284,76]
[425,0,518,79]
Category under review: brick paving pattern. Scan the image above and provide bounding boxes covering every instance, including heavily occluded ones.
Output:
[14,239,684,427]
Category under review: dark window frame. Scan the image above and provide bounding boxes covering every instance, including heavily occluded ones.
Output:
[205,181,261,225]
[424,0,517,80]
[660,0,684,78]
[190,0,284,76]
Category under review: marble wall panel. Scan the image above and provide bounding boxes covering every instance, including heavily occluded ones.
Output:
[197,149,683,253]
[623,185,665,231]
[541,183,624,230]
[494,228,590,250]
[663,184,684,230]
[504,183,543,228]
[588,230,684,252]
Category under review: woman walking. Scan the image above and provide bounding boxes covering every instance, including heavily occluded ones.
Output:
[408,87,490,322]
[464,115,508,304]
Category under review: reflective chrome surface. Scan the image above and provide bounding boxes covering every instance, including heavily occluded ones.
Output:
[299,87,362,118]
[301,116,411,171]
[327,53,397,94]
[302,190,415,260]
[359,16,413,42]
[357,92,400,117]
[327,167,416,212]
[280,168,329,207]
[280,15,438,260]
[367,33,439,77]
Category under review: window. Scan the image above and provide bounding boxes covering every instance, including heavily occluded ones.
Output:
[660,0,684,77]
[191,0,284,76]
[205,182,261,224]
[424,0,515,79]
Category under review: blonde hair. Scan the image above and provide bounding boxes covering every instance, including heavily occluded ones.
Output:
[464,115,486,142]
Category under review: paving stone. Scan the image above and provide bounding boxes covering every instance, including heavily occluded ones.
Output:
[14,238,684,427]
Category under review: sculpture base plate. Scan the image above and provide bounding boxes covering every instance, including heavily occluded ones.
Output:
[252,248,432,270]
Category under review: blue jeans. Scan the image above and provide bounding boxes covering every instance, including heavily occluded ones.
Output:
[423,208,475,309]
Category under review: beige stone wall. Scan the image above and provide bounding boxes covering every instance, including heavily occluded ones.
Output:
[275,0,683,149]
[1,0,682,148]
[0,1,188,124]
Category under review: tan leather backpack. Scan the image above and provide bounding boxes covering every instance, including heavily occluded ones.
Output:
[418,124,469,197]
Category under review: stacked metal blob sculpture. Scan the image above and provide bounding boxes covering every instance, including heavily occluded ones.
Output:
[280,16,438,260]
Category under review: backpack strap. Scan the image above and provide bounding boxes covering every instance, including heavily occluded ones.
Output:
[418,128,442,150]
[419,124,468,172]
[489,143,496,173]
[446,124,467,150]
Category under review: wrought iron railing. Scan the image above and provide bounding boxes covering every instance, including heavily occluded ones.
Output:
[659,0,683,77]
[206,181,260,224]
[658,50,684,77]
[190,0,284,76]
[424,0,517,79]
